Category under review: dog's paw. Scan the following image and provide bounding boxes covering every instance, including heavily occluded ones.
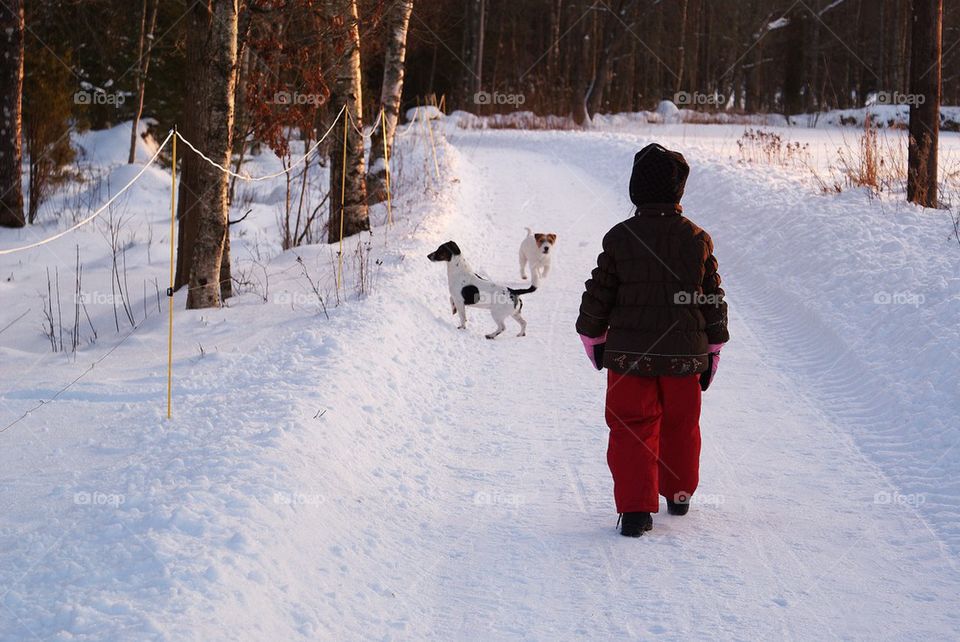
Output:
[520,275,528,280]
[485,334,497,340]
[457,324,466,330]
[517,331,526,337]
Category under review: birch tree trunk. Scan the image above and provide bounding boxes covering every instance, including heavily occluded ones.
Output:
[0,0,25,228]
[181,0,238,309]
[907,0,942,208]
[327,0,369,242]
[127,0,159,164]
[368,0,414,203]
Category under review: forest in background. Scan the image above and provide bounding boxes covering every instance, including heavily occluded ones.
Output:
[0,0,952,309]
[14,0,960,133]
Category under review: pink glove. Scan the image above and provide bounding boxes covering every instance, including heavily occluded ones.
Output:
[700,343,725,391]
[580,332,607,370]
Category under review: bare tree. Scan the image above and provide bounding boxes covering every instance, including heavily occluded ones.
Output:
[177,0,238,309]
[327,0,369,242]
[907,0,942,207]
[0,0,25,228]
[461,0,485,103]
[368,0,414,202]
[127,0,160,164]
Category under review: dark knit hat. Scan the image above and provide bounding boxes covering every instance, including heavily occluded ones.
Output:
[629,143,690,206]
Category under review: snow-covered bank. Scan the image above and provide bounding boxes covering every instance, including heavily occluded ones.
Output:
[2,119,959,639]
[0,121,460,639]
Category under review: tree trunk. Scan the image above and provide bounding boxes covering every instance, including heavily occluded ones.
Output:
[806,3,822,110]
[219,227,232,299]
[907,0,942,207]
[128,0,159,164]
[327,0,369,242]
[368,0,414,203]
[675,0,689,95]
[0,0,25,228]
[177,0,238,309]
[475,0,486,93]
[461,0,483,105]
[547,0,562,107]
[782,10,804,114]
[572,6,595,125]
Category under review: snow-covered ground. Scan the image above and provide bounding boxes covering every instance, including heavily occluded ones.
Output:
[1,116,959,640]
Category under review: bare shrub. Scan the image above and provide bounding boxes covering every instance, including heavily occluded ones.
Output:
[831,117,906,195]
[736,129,810,166]
[295,256,329,319]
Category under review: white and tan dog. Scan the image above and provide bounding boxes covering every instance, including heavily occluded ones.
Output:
[427,241,536,339]
[519,228,557,286]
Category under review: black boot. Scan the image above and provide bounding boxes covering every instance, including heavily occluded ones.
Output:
[619,512,653,537]
[666,497,690,516]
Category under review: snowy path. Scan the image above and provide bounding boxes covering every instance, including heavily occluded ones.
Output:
[357,130,958,639]
[3,128,959,640]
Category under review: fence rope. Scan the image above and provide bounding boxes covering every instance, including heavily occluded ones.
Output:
[0,131,174,256]
[0,106,351,258]
[176,104,346,182]
[346,107,383,139]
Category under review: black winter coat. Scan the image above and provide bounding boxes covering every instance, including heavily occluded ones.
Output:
[576,204,729,376]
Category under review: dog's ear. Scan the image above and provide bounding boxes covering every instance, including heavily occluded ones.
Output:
[441,241,461,256]
[534,233,545,244]
[546,233,557,243]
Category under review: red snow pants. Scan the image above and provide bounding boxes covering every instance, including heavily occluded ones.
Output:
[604,371,702,513]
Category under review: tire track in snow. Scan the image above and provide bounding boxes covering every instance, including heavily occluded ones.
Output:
[415,130,960,639]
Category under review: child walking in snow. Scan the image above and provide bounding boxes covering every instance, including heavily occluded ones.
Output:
[576,143,729,537]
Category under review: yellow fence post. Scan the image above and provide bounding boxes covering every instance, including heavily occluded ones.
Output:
[423,107,440,180]
[336,108,348,296]
[382,107,393,229]
[166,128,177,419]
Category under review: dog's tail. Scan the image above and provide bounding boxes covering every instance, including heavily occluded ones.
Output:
[524,226,533,237]
[508,285,537,296]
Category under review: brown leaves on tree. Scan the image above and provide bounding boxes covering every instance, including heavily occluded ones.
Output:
[244,0,331,158]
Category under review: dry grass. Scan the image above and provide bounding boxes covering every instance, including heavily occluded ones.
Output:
[736,128,810,166]
[828,116,906,195]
